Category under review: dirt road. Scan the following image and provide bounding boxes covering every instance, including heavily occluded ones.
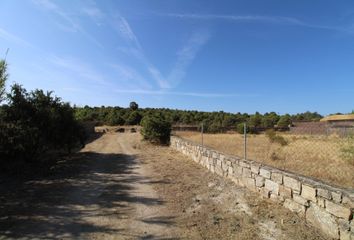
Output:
[0,132,328,239]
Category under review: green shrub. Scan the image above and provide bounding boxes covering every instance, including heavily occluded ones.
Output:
[0,84,85,172]
[236,123,248,134]
[125,111,142,125]
[265,129,288,146]
[277,114,292,128]
[207,122,224,133]
[140,115,171,145]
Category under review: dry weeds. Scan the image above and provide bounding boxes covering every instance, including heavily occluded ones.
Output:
[176,131,354,189]
[136,139,328,240]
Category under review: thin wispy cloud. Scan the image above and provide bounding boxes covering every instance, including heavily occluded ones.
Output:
[114,16,210,89]
[113,16,170,88]
[49,55,108,85]
[0,28,34,48]
[82,7,105,25]
[163,13,347,33]
[167,31,210,88]
[114,89,255,98]
[31,0,104,48]
[165,13,303,24]
[113,16,141,48]
[110,63,152,89]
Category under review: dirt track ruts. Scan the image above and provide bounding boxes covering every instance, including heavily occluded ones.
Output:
[0,132,329,240]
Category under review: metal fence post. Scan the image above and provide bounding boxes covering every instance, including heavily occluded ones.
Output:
[201,122,204,147]
[244,122,247,160]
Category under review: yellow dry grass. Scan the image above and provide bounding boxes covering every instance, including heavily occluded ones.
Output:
[175,131,354,189]
[320,114,354,122]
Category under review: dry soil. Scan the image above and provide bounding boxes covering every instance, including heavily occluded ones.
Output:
[0,132,329,239]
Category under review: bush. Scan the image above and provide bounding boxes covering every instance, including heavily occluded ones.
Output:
[265,129,288,146]
[207,122,224,133]
[140,115,171,145]
[277,114,292,128]
[0,84,86,171]
[236,123,248,134]
[125,111,142,125]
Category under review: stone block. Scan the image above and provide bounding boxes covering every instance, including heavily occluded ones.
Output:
[317,188,332,200]
[215,166,223,176]
[332,191,343,203]
[343,196,354,209]
[317,197,326,208]
[222,162,230,172]
[241,177,256,191]
[338,219,351,231]
[255,176,265,187]
[251,163,260,174]
[210,165,215,173]
[284,199,306,215]
[340,230,354,240]
[326,201,352,220]
[261,188,270,198]
[264,179,279,195]
[279,185,292,199]
[271,172,283,184]
[227,166,233,176]
[293,194,309,207]
[306,203,339,239]
[239,160,250,169]
[233,165,243,177]
[283,176,301,193]
[260,167,271,179]
[270,193,281,201]
[242,167,252,178]
[301,184,317,202]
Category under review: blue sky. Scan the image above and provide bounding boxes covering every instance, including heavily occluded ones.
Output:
[0,0,354,115]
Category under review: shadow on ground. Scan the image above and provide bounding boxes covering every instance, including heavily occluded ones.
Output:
[0,149,175,239]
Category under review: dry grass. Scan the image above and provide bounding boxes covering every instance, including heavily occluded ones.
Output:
[175,131,354,189]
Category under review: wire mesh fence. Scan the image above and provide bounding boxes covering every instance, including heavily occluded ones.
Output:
[173,122,354,188]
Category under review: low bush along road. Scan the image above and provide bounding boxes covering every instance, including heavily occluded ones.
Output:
[0,132,329,240]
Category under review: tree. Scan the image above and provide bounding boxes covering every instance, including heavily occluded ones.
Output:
[236,123,249,134]
[277,114,292,128]
[129,101,138,111]
[0,83,86,171]
[0,60,8,103]
[141,114,171,144]
[125,111,142,125]
[262,112,279,129]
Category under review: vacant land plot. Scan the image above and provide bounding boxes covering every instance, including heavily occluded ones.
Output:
[0,132,328,239]
[176,131,354,189]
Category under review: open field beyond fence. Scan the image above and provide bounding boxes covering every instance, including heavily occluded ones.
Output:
[175,131,354,189]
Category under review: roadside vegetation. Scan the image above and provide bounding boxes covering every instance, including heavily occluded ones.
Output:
[141,113,171,144]
[0,60,86,174]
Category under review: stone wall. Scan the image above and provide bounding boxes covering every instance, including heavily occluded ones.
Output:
[170,136,354,240]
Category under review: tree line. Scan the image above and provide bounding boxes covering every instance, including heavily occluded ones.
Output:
[74,104,323,133]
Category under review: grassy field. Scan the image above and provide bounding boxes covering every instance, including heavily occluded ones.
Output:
[175,131,354,189]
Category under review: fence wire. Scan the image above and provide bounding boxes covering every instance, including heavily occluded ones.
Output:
[173,122,354,188]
